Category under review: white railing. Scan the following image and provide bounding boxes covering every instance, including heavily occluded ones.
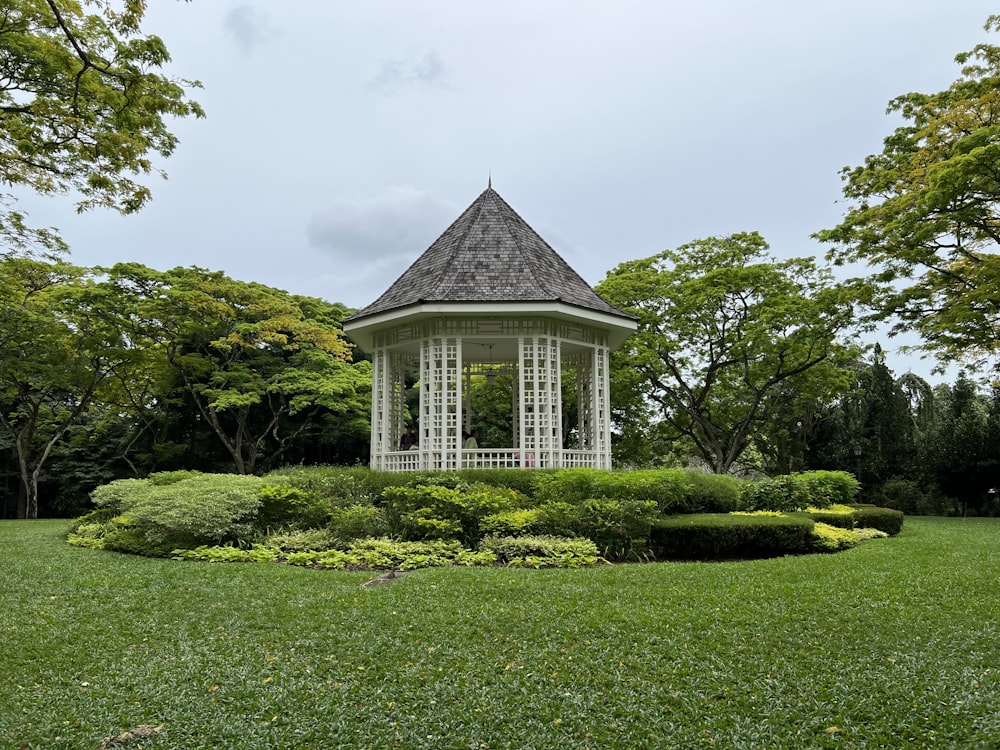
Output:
[380,449,600,472]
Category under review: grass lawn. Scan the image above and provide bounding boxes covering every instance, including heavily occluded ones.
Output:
[1,518,998,749]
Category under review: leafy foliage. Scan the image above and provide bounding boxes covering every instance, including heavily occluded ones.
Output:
[0,0,203,256]
[597,232,858,473]
[477,535,600,567]
[810,522,860,552]
[817,16,1000,370]
[740,471,858,512]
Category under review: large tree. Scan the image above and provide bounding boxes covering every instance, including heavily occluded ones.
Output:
[597,232,858,474]
[817,16,1000,371]
[101,263,370,475]
[0,257,139,517]
[0,0,203,256]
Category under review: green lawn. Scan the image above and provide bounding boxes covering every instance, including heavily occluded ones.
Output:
[2,518,998,749]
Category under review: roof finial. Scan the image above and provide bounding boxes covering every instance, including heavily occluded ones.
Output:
[488,172,492,189]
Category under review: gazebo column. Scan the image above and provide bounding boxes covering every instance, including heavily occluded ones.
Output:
[419,336,463,470]
[370,348,407,470]
[518,335,562,468]
[592,343,612,469]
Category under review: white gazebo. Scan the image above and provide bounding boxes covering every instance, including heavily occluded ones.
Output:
[343,186,637,472]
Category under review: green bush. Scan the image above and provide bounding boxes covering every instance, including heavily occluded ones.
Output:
[740,471,859,512]
[257,483,330,529]
[527,497,658,560]
[328,504,389,543]
[651,513,815,560]
[802,503,857,529]
[480,508,543,536]
[382,482,529,544]
[122,474,265,546]
[740,475,811,512]
[265,466,393,507]
[264,528,339,552]
[682,472,743,513]
[574,498,658,561]
[100,526,183,557]
[286,538,475,571]
[531,468,690,512]
[89,478,150,513]
[797,471,860,506]
[478,535,600,567]
[810,522,860,552]
[147,470,203,486]
[850,505,904,536]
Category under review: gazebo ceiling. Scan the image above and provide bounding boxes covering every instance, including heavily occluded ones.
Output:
[343,186,637,353]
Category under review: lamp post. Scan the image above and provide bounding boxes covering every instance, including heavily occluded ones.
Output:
[853,444,862,484]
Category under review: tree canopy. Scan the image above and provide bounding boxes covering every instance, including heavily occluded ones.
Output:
[816,15,1000,371]
[597,232,859,474]
[0,0,203,255]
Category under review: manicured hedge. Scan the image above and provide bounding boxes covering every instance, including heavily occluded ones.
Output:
[850,505,904,536]
[531,468,739,514]
[651,513,816,560]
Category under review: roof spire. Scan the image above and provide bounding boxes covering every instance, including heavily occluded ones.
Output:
[488,172,492,189]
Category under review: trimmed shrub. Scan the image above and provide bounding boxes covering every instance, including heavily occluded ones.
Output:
[855,527,889,542]
[531,468,691,512]
[480,508,543,536]
[90,478,150,513]
[651,513,815,560]
[478,535,600,567]
[682,472,743,513]
[802,503,857,530]
[528,497,658,560]
[265,466,394,508]
[740,475,812,512]
[811,522,860,552]
[122,474,265,546]
[382,482,529,544]
[850,505,904,536]
[740,471,859,512]
[796,471,860,506]
[264,528,339,552]
[328,504,389,543]
[574,498,658,561]
[257,484,330,529]
[454,468,549,498]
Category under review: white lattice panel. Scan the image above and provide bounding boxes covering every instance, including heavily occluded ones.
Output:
[421,337,461,469]
[518,336,562,464]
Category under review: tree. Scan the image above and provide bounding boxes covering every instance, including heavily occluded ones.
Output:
[1,0,203,256]
[101,264,370,475]
[805,354,920,489]
[0,258,137,517]
[817,16,1000,371]
[596,232,858,474]
[919,372,1000,515]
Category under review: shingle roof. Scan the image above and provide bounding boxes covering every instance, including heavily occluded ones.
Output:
[344,187,634,322]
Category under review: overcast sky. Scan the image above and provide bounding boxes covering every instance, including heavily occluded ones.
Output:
[20,1,1000,379]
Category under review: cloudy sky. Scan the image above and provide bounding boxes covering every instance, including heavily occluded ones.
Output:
[20,1,1000,377]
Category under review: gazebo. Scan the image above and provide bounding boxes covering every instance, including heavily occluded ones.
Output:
[342,186,637,472]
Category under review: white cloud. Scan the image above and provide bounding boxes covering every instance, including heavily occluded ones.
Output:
[368,51,446,91]
[307,186,457,265]
[224,4,275,56]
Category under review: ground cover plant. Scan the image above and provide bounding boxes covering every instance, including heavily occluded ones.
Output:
[3,518,998,748]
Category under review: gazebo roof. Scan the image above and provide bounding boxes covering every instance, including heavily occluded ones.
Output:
[344,187,635,324]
